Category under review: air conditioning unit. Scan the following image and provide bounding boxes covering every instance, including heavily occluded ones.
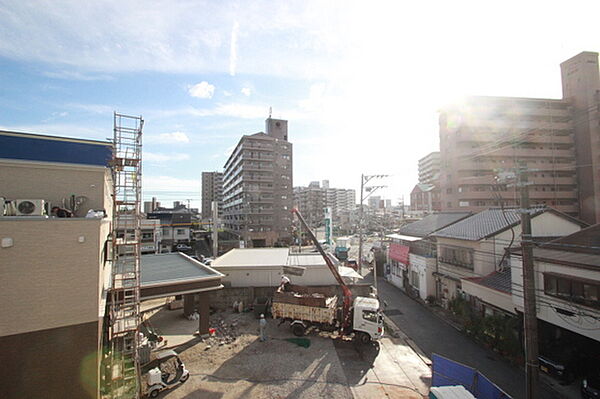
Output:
[15,199,46,216]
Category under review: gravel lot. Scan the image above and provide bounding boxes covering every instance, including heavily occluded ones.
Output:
[162,310,353,399]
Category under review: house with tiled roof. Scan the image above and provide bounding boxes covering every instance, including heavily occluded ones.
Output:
[511,224,600,346]
[431,207,586,309]
[385,212,471,300]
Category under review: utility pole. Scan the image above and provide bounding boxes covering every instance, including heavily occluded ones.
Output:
[519,163,539,399]
[357,174,388,275]
[212,201,218,257]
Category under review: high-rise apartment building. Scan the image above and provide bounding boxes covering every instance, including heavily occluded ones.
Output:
[560,52,600,224]
[438,52,600,221]
[293,180,356,229]
[439,96,578,214]
[201,171,223,220]
[418,152,441,185]
[222,117,293,247]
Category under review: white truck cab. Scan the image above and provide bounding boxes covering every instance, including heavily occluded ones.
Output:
[353,296,384,343]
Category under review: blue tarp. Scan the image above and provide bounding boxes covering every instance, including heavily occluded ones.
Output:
[431,354,512,399]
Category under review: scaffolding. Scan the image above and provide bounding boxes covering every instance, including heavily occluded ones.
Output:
[107,112,144,398]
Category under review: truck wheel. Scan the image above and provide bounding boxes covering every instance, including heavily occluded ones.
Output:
[149,389,160,398]
[180,373,189,383]
[356,332,371,345]
[292,323,305,337]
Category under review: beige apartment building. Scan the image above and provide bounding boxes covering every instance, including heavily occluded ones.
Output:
[201,171,223,220]
[0,130,113,398]
[439,51,600,223]
[222,117,293,247]
[560,51,600,225]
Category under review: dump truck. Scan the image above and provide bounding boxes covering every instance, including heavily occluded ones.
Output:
[272,208,384,344]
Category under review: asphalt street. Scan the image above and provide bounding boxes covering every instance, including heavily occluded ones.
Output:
[375,276,563,399]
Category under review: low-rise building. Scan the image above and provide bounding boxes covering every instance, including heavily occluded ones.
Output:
[511,224,600,351]
[386,212,471,301]
[211,248,360,287]
[432,207,586,308]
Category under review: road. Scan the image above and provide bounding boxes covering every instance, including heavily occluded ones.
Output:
[375,276,563,399]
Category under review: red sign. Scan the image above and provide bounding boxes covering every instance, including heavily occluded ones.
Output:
[389,243,409,264]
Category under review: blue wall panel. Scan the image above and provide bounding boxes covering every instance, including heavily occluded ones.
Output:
[0,133,112,166]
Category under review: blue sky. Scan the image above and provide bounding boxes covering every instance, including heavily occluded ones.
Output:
[1,0,599,209]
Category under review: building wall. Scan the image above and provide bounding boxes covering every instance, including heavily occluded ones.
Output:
[1,320,101,399]
[461,279,514,314]
[202,171,224,220]
[418,151,441,185]
[560,51,600,225]
[214,265,338,287]
[511,256,600,342]
[1,159,112,216]
[409,253,436,300]
[0,218,107,337]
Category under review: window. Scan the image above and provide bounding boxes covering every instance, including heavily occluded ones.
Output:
[362,310,378,323]
[411,271,420,289]
[446,188,453,194]
[544,273,600,309]
[440,246,474,270]
[176,229,186,235]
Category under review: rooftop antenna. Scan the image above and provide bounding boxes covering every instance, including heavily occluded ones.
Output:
[269,106,272,118]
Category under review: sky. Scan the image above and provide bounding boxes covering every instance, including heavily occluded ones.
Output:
[1,0,599,209]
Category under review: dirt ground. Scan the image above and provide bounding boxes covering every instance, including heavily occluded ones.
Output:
[162,310,354,399]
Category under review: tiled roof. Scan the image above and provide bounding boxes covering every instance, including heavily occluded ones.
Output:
[477,269,511,294]
[433,208,538,241]
[542,224,600,255]
[399,212,472,238]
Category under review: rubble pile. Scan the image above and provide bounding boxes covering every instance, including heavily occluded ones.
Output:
[202,314,243,349]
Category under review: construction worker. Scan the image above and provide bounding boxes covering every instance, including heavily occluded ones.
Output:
[259,314,267,342]
[280,275,291,292]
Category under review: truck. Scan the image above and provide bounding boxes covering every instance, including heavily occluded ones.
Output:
[272,208,384,344]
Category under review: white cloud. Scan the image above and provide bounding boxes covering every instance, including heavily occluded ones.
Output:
[0,123,106,141]
[229,21,239,76]
[241,87,251,96]
[223,90,232,97]
[149,131,190,144]
[188,81,215,99]
[42,70,114,81]
[144,152,190,162]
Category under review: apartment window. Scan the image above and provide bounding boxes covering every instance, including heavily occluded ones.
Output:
[446,188,453,194]
[162,228,170,235]
[544,273,600,309]
[176,229,186,235]
[440,246,474,270]
[447,202,452,208]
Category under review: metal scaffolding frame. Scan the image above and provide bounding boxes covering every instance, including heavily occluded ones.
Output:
[107,112,144,398]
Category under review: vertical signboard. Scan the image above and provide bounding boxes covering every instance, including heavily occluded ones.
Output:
[324,207,332,245]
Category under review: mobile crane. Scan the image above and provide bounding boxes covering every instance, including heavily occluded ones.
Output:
[271,208,383,344]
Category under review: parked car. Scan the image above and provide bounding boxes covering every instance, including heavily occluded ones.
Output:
[175,243,192,252]
[539,344,581,384]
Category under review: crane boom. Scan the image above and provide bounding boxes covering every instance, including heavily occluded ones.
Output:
[291,208,353,331]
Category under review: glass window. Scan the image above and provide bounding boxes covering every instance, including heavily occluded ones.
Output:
[584,284,598,303]
[572,281,584,302]
[544,275,557,295]
[363,310,378,323]
[557,278,570,297]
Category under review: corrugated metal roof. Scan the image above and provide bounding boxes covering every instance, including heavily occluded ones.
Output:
[141,253,223,286]
[433,208,543,241]
[478,269,511,293]
[212,248,289,267]
[287,253,326,266]
[399,212,472,238]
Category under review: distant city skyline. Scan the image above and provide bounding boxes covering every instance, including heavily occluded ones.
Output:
[1,1,599,210]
